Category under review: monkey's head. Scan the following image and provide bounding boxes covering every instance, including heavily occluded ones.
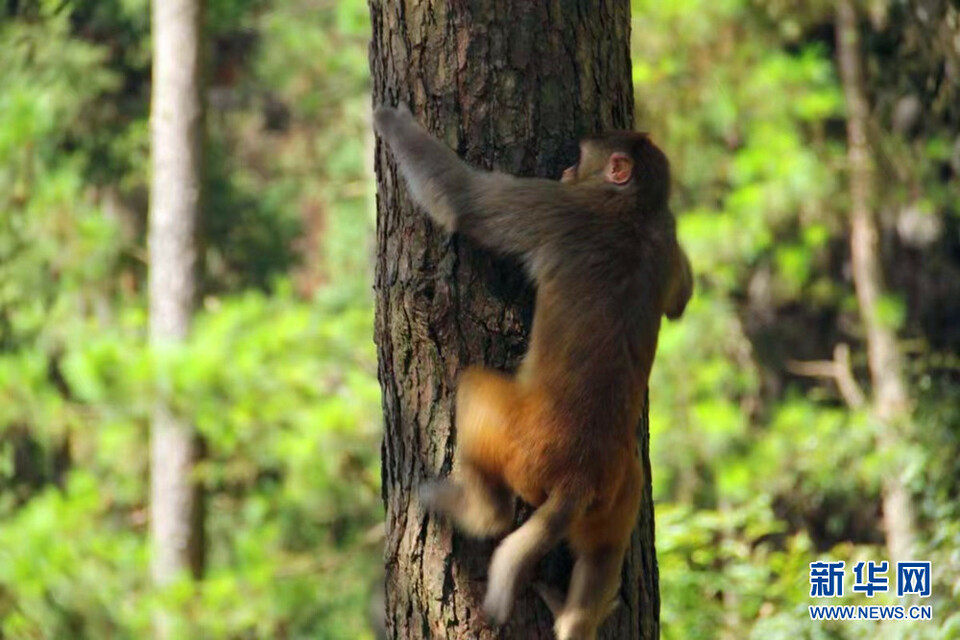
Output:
[561,132,670,206]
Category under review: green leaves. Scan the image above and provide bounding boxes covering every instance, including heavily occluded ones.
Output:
[0,1,382,637]
[635,1,960,638]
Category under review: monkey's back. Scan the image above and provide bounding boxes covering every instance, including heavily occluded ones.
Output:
[502,208,675,547]
[521,204,675,421]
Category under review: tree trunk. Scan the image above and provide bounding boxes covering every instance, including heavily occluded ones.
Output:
[148,0,206,636]
[836,0,916,566]
[369,2,659,638]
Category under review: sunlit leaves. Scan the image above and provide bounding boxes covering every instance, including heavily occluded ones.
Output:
[0,1,381,637]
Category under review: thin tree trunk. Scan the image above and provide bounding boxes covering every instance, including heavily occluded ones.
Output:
[836,0,916,566]
[148,0,206,636]
[369,2,658,638]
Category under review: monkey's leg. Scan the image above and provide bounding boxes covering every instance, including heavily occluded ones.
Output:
[551,547,624,640]
[419,465,514,538]
[483,491,577,625]
[550,459,639,639]
[420,367,519,537]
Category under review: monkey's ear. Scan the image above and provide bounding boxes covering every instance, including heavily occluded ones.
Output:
[604,152,634,185]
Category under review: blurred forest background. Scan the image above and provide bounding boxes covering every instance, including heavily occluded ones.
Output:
[0,0,958,639]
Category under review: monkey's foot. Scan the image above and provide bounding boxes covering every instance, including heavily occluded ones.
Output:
[418,480,461,516]
[420,475,514,537]
[483,541,522,625]
[554,610,596,640]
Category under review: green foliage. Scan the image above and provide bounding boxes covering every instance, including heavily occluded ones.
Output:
[0,0,379,637]
[636,0,960,637]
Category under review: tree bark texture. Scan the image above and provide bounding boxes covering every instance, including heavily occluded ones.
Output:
[369,2,659,638]
[148,0,206,629]
[836,0,916,567]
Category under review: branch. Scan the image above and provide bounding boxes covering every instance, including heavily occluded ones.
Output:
[786,343,866,409]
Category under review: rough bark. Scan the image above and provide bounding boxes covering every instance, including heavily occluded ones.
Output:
[148,0,206,635]
[836,0,916,566]
[369,2,658,638]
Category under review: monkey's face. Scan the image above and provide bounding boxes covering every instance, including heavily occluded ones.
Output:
[561,140,636,188]
[560,143,602,185]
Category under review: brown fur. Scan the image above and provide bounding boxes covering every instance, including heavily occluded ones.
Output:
[374,105,692,640]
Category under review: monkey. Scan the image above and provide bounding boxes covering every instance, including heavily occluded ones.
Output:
[373,105,692,640]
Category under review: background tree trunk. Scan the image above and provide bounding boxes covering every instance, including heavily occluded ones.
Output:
[836,0,916,566]
[148,0,206,636]
[369,2,659,638]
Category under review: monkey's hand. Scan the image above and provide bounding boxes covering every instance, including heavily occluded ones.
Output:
[372,103,466,232]
[664,244,693,320]
[372,104,416,141]
[373,103,435,172]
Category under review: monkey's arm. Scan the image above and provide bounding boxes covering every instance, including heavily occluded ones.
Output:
[374,106,581,255]
[664,243,693,320]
